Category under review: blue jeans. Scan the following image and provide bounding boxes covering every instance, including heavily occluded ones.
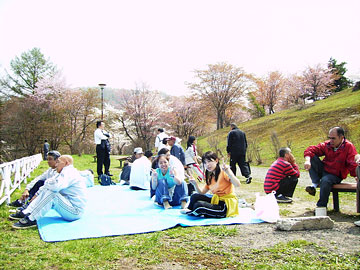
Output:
[309,156,342,207]
[154,179,188,206]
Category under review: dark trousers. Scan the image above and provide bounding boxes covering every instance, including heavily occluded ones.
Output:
[309,156,342,207]
[230,154,251,177]
[275,176,298,198]
[96,144,110,176]
[28,180,45,200]
[187,193,227,218]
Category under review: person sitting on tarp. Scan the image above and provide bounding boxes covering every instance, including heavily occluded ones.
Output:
[119,147,144,185]
[9,155,87,229]
[130,150,153,190]
[151,154,188,210]
[150,147,185,198]
[182,151,240,218]
[7,150,61,208]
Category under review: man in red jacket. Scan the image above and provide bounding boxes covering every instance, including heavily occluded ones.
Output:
[304,127,358,208]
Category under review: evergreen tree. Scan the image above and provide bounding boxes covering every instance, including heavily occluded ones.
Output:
[328,57,352,92]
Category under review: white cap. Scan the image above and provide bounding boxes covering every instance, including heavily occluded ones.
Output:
[134,147,143,154]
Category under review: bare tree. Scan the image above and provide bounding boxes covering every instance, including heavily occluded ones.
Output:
[188,63,249,130]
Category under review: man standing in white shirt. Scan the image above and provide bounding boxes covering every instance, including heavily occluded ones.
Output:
[94,121,112,178]
[154,128,168,153]
[10,155,87,229]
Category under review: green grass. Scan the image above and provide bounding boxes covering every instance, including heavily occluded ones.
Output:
[1,155,360,269]
[197,88,360,166]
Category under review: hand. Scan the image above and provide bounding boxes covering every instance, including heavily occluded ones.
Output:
[222,162,230,172]
[189,176,197,186]
[288,155,296,164]
[20,190,29,201]
[151,169,158,179]
[304,160,311,171]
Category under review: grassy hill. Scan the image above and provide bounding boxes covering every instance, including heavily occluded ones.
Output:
[197,88,360,166]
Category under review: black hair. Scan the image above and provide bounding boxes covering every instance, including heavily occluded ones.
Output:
[187,136,196,148]
[162,138,169,145]
[96,121,103,128]
[158,147,170,156]
[158,128,164,132]
[279,147,291,158]
[44,139,48,142]
[144,150,153,158]
[202,151,221,186]
[48,150,61,160]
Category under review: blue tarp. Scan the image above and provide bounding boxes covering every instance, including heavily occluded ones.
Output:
[37,185,263,242]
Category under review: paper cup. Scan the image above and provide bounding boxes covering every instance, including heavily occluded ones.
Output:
[315,207,327,216]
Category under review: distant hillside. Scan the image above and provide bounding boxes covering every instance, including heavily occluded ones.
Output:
[197,88,360,166]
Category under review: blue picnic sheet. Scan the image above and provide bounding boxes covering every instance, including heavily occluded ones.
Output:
[37,185,263,242]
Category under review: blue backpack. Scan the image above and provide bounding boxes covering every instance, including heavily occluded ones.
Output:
[99,174,116,186]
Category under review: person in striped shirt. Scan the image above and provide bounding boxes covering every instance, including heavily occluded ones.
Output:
[264,147,300,203]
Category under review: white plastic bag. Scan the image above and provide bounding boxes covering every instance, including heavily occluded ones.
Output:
[254,191,280,223]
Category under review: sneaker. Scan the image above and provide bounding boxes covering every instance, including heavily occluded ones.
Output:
[246,176,252,184]
[9,211,26,220]
[354,220,360,227]
[305,186,316,196]
[7,199,23,208]
[12,216,37,229]
[276,194,292,203]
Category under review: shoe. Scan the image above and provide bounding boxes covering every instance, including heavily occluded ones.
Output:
[354,221,360,227]
[246,177,252,184]
[276,194,292,203]
[305,186,316,196]
[106,172,113,177]
[12,216,37,229]
[7,199,23,208]
[9,211,26,220]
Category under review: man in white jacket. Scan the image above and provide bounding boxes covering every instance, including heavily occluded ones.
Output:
[10,155,87,229]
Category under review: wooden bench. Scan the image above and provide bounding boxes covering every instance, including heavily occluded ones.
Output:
[116,156,131,168]
[331,182,360,213]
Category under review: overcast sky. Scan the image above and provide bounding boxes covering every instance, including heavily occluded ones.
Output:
[0,0,359,96]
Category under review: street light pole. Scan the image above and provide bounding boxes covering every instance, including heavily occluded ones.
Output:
[98,83,106,120]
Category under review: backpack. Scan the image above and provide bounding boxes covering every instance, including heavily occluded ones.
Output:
[99,174,116,186]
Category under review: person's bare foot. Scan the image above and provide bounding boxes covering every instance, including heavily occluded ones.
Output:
[181,200,187,209]
[163,200,172,210]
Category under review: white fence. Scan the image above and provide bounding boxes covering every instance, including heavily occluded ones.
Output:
[0,154,43,206]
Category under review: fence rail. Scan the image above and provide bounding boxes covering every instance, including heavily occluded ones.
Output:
[0,154,43,206]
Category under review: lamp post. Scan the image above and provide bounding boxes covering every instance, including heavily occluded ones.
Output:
[98,83,106,120]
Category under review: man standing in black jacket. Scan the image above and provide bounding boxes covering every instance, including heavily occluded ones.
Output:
[226,123,252,184]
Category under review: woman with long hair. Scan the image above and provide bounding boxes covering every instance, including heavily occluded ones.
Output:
[182,151,240,218]
[184,136,205,181]
[151,154,188,210]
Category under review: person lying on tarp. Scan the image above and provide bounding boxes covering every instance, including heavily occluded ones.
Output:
[9,155,87,229]
[151,154,188,210]
[181,151,241,218]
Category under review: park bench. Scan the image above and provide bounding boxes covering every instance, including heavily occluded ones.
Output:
[331,181,360,213]
[116,156,131,168]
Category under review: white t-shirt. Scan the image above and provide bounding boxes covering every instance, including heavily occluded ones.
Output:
[185,145,197,165]
[129,156,152,189]
[154,132,168,151]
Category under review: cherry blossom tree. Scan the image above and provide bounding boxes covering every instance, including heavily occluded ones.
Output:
[302,64,338,101]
